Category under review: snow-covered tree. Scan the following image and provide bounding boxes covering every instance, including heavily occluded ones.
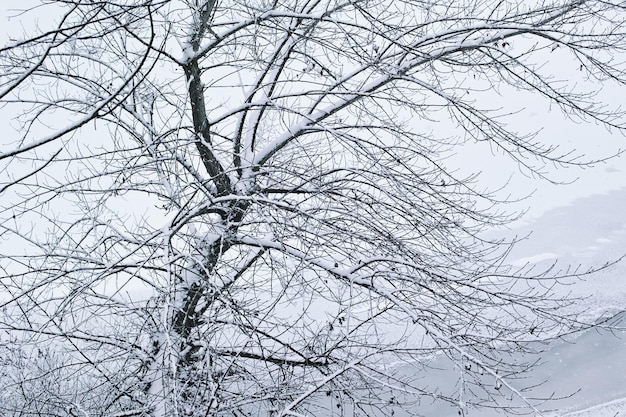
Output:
[1,1,625,416]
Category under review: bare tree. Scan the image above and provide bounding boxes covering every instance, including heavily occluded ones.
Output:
[1,1,625,416]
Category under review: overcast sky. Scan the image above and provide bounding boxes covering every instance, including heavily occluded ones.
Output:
[3,3,626,226]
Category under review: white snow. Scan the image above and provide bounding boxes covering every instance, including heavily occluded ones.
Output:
[546,397,626,417]
[511,252,559,267]
[471,186,626,417]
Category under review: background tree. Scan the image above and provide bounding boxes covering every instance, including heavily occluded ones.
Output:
[1,1,625,416]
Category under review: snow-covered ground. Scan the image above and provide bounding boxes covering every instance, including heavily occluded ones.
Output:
[556,398,626,417]
[475,186,626,417]
[505,187,626,322]
[547,398,626,417]
[384,185,626,417]
[322,184,626,417]
[443,97,626,417]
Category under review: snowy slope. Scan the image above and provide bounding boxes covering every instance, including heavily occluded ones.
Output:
[504,187,626,321]
[389,312,626,416]
[390,188,626,417]
[481,187,626,417]
[549,397,626,417]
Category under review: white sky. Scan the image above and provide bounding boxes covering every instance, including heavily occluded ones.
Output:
[2,2,626,224]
